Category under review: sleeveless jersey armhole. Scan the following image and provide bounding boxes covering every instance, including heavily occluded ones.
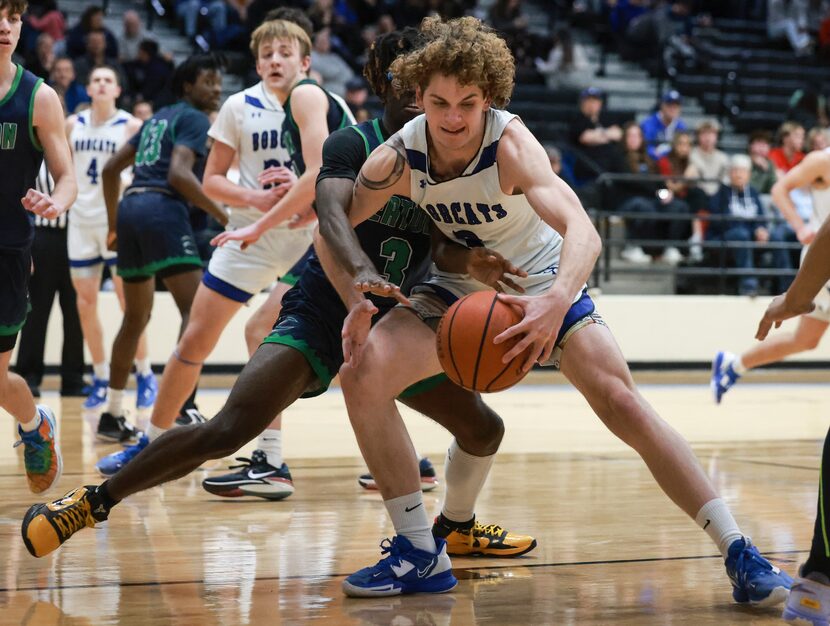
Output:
[28,78,44,152]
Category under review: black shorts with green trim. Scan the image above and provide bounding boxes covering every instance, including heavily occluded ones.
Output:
[262,283,448,398]
[277,246,313,287]
[116,192,203,282]
[0,246,31,352]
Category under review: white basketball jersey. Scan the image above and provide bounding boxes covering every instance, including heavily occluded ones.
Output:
[70,108,133,225]
[401,108,564,294]
[209,83,292,227]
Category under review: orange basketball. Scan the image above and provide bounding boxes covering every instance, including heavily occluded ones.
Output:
[436,290,528,393]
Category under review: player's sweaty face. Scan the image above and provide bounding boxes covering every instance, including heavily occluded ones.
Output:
[417,74,488,152]
[256,38,310,95]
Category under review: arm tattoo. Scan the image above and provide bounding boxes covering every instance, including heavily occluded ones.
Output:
[357,134,407,190]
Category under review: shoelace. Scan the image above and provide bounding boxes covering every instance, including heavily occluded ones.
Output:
[52,501,92,539]
[228,450,270,471]
[378,537,404,567]
[474,521,506,538]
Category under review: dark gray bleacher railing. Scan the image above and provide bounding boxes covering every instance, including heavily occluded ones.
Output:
[591,172,801,293]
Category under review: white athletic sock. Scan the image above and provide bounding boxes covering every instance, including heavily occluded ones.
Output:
[257,429,283,467]
[146,422,168,442]
[107,388,125,416]
[20,410,41,432]
[695,498,744,558]
[441,439,496,524]
[134,358,152,376]
[93,362,110,381]
[731,356,747,375]
[385,491,437,553]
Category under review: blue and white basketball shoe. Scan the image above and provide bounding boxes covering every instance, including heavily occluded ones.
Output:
[83,377,108,410]
[783,570,830,625]
[135,372,158,410]
[725,537,793,606]
[342,536,457,597]
[96,433,149,477]
[711,350,741,404]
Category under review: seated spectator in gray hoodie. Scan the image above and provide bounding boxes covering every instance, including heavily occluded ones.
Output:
[707,154,772,295]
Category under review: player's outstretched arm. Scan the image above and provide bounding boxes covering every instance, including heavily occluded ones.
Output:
[430,224,527,292]
[168,144,229,227]
[757,215,830,339]
[316,174,407,304]
[493,120,601,370]
[24,84,76,218]
[771,150,830,245]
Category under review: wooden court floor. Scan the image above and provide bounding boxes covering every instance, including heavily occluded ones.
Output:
[1,375,828,625]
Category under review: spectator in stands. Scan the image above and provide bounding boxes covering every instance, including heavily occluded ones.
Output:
[26,0,65,48]
[27,32,55,79]
[807,126,830,152]
[120,10,156,63]
[769,121,806,176]
[123,39,174,107]
[65,6,118,60]
[176,0,228,41]
[570,86,626,181]
[615,121,662,265]
[535,25,591,91]
[73,30,127,89]
[132,100,153,121]
[690,119,729,197]
[656,130,706,264]
[748,129,778,195]
[49,56,90,114]
[344,77,370,122]
[707,154,769,295]
[545,143,575,188]
[767,0,812,56]
[641,90,688,160]
[311,27,356,97]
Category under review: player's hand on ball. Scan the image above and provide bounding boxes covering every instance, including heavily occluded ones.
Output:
[106,229,118,252]
[353,269,410,306]
[493,292,570,372]
[466,247,528,293]
[756,293,815,340]
[22,188,65,220]
[342,299,379,367]
[211,222,263,250]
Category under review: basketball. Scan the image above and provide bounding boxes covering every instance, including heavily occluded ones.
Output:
[436,290,528,393]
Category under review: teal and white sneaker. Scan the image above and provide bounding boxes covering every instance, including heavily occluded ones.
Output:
[725,537,793,606]
[783,570,830,625]
[342,536,456,597]
[14,405,62,493]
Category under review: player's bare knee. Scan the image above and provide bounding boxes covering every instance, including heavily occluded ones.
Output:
[457,403,504,454]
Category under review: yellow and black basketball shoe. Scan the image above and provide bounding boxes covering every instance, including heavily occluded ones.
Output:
[432,514,537,557]
[22,486,110,557]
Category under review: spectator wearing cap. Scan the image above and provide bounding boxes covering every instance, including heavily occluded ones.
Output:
[569,87,627,182]
[690,119,729,197]
[310,27,356,97]
[769,121,805,176]
[747,129,778,195]
[707,154,770,295]
[640,90,688,161]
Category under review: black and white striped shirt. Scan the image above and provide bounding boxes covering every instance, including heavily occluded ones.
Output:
[32,161,68,229]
